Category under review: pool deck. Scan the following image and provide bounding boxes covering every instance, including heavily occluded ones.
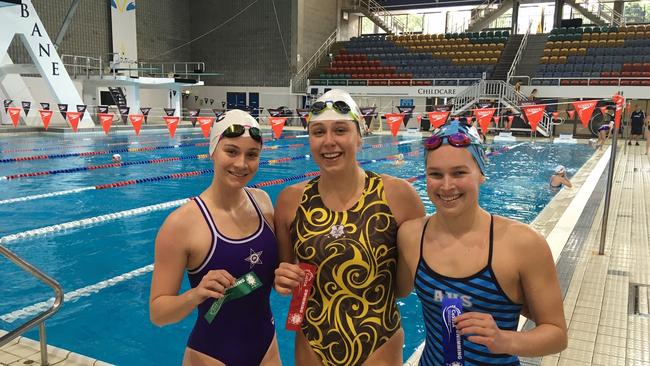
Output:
[1,135,648,365]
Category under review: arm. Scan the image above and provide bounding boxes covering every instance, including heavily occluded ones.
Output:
[396,218,424,298]
[149,208,234,326]
[560,176,573,188]
[455,227,567,357]
[273,184,306,295]
[381,175,426,225]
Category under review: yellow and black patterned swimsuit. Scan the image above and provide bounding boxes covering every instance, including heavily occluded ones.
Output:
[291,170,400,366]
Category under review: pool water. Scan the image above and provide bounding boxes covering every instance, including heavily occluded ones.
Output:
[0,130,594,365]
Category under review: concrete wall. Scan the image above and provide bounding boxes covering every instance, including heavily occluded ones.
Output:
[189,0,294,87]
[295,0,339,72]
[136,1,192,62]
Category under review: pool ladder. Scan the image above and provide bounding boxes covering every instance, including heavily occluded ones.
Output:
[0,245,63,365]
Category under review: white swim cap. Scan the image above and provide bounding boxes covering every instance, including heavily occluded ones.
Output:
[209,109,261,157]
[112,154,121,160]
[308,89,362,125]
[554,165,566,174]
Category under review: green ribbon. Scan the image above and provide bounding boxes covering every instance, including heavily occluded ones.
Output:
[204,271,262,324]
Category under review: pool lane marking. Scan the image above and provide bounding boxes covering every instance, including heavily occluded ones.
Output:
[0,264,154,323]
[0,139,419,181]
[0,144,521,323]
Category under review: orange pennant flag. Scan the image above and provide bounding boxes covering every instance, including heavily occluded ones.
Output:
[427,111,450,129]
[613,94,624,129]
[39,109,53,130]
[385,113,403,137]
[567,110,575,119]
[493,116,500,124]
[197,117,215,138]
[163,116,180,138]
[98,113,113,135]
[473,108,496,134]
[129,114,144,136]
[269,117,287,139]
[552,111,559,119]
[507,115,515,124]
[7,107,21,127]
[417,115,422,123]
[66,111,81,132]
[571,100,598,128]
[522,105,546,131]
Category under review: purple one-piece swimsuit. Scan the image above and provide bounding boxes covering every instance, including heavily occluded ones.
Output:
[186,190,278,365]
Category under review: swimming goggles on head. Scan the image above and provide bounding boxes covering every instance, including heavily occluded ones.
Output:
[424,132,474,150]
[308,100,360,123]
[220,123,262,143]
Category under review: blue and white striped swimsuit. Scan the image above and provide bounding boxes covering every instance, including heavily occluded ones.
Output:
[415,215,523,366]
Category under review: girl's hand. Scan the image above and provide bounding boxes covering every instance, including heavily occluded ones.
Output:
[455,312,512,354]
[189,269,236,305]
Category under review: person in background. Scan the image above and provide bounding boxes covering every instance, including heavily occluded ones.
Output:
[550,165,573,188]
[112,154,122,163]
[273,89,425,366]
[396,121,568,366]
[529,88,539,100]
[149,110,281,366]
[629,105,645,146]
[514,80,522,93]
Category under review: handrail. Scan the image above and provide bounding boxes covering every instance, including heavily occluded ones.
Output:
[469,0,501,27]
[357,0,408,35]
[60,54,103,79]
[137,61,206,80]
[0,245,63,365]
[507,22,532,82]
[292,30,338,93]
[571,0,625,26]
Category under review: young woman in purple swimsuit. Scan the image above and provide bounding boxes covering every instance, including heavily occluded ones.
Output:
[149,109,280,366]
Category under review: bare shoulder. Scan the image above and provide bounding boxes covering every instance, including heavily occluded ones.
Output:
[380,173,425,224]
[156,200,202,248]
[494,215,548,255]
[247,188,274,212]
[398,216,428,243]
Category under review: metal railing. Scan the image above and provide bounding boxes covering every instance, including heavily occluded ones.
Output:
[0,245,63,365]
[570,0,626,26]
[310,77,481,89]
[507,22,532,82]
[357,0,408,35]
[292,30,338,94]
[529,76,650,86]
[60,54,103,79]
[137,61,206,80]
[469,0,501,28]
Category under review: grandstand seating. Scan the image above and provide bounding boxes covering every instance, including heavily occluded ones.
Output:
[312,31,509,86]
[534,25,650,86]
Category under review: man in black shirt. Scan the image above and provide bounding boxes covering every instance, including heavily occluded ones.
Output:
[629,105,646,146]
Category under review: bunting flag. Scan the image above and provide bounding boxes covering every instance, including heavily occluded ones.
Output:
[571,100,598,128]
[40,102,50,111]
[119,107,130,125]
[267,108,283,118]
[164,108,176,117]
[76,105,87,121]
[58,104,68,119]
[203,98,209,104]
[7,107,21,127]
[613,94,624,129]
[212,108,225,119]
[140,107,152,124]
[98,113,114,135]
[189,109,200,127]
[66,111,81,132]
[385,113,403,137]
[598,106,609,117]
[197,116,215,138]
[39,109,53,130]
[417,115,422,125]
[473,108,496,134]
[522,104,546,131]
[4,99,13,113]
[97,105,109,114]
[507,115,515,125]
[360,107,377,130]
[21,101,31,116]
[552,111,559,119]
[396,106,415,127]
[129,114,144,136]
[269,117,287,139]
[427,111,450,129]
[163,116,180,138]
[493,116,500,124]
[296,108,309,129]
[194,96,199,102]
[568,110,576,119]
[210,99,215,105]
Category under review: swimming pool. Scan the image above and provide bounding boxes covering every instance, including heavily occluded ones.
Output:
[0,130,594,365]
